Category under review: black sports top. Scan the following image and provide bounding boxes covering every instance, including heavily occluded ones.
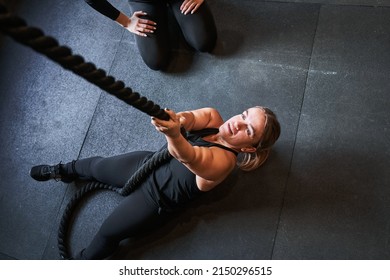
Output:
[141,128,237,212]
[186,128,238,156]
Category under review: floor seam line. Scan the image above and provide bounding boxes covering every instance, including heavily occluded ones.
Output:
[269,4,322,260]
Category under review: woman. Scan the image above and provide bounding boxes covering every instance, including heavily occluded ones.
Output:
[84,0,217,70]
[30,107,280,259]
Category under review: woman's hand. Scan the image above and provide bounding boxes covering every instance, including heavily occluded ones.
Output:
[120,11,157,37]
[151,109,182,138]
[180,0,204,15]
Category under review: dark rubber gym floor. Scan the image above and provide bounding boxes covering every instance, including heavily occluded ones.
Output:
[0,0,389,260]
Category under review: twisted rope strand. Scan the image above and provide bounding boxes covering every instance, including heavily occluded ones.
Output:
[0,3,169,120]
[57,182,122,259]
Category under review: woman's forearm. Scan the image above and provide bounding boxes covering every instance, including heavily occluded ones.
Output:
[177,108,223,131]
[177,111,195,131]
[166,135,196,164]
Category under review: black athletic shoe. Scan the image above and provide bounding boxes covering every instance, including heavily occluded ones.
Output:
[29,163,74,183]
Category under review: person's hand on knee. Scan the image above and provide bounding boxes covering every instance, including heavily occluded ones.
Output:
[180,0,204,15]
[116,11,157,37]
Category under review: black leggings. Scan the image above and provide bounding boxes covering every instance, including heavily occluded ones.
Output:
[71,151,164,259]
[128,0,217,70]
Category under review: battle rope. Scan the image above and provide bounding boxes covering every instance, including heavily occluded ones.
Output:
[0,3,169,121]
[0,3,173,259]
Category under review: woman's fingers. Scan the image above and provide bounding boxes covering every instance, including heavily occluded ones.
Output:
[137,22,156,33]
[133,10,146,16]
[180,0,203,15]
[129,11,157,37]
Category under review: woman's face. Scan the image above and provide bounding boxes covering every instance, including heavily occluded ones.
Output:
[219,107,267,152]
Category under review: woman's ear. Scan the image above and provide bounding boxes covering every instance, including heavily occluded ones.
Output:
[241,146,256,153]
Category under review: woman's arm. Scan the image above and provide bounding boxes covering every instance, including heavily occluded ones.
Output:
[166,134,236,191]
[177,107,224,131]
[84,0,156,37]
[152,109,236,191]
[84,0,120,20]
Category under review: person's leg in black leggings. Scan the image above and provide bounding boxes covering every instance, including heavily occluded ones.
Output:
[71,151,153,187]
[78,188,161,259]
[64,151,163,259]
[128,0,171,70]
[169,0,217,52]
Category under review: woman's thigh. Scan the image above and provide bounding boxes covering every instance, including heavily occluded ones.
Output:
[99,188,161,240]
[169,0,217,52]
[128,0,171,70]
[81,187,162,259]
[75,151,154,187]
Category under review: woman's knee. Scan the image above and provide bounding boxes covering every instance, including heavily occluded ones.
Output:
[141,54,170,70]
[172,3,217,53]
[135,30,171,70]
[190,33,217,53]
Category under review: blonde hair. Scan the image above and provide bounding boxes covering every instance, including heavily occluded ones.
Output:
[237,107,281,171]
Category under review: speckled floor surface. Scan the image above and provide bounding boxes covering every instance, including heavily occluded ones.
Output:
[0,0,389,259]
